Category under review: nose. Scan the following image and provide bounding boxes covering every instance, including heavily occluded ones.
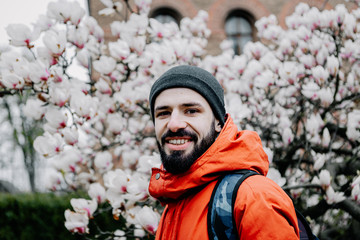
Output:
[167,112,187,132]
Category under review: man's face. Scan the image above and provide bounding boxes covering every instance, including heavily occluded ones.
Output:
[154,88,222,174]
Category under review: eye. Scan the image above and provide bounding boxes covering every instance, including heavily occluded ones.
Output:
[156,111,170,118]
[185,108,199,114]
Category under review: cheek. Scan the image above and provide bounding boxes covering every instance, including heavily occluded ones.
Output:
[154,122,165,140]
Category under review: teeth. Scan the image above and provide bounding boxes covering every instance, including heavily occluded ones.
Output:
[168,139,189,145]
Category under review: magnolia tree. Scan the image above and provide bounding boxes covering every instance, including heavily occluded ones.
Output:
[0,0,360,239]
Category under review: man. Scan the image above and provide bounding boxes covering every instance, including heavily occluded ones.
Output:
[148,65,299,239]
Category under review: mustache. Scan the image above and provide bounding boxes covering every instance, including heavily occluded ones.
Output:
[161,129,198,145]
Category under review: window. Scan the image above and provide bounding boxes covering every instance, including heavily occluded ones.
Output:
[150,7,181,25]
[225,10,255,55]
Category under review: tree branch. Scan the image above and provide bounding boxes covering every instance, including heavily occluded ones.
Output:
[336,199,360,222]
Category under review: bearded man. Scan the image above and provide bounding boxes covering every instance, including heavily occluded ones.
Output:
[148,65,300,239]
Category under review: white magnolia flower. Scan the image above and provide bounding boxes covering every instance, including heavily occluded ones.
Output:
[88,183,106,203]
[282,127,294,146]
[94,78,112,95]
[137,154,161,174]
[322,128,331,147]
[23,98,46,120]
[62,127,79,145]
[0,70,24,89]
[319,169,331,189]
[135,206,160,234]
[107,113,124,135]
[70,198,98,218]
[99,0,123,16]
[34,132,64,157]
[5,24,40,47]
[109,39,130,60]
[104,169,129,194]
[94,151,113,173]
[45,107,68,129]
[351,184,360,204]
[326,55,339,76]
[67,26,89,49]
[47,1,85,25]
[70,91,98,120]
[313,153,326,171]
[43,30,67,56]
[64,209,89,234]
[311,66,329,86]
[346,110,360,141]
[52,147,83,173]
[325,186,346,204]
[93,56,116,75]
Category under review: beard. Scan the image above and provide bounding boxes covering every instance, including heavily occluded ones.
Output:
[157,121,218,174]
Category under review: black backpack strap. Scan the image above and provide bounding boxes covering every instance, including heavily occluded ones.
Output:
[296,209,319,240]
[207,170,259,240]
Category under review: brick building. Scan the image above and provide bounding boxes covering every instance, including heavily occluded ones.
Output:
[88,0,355,54]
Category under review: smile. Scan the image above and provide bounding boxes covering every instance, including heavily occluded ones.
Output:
[168,139,189,145]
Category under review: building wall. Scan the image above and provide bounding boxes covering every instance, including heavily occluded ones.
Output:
[88,0,356,54]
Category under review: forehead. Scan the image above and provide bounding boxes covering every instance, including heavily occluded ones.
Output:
[154,88,209,107]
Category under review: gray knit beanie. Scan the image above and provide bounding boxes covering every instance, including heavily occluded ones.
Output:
[149,65,226,126]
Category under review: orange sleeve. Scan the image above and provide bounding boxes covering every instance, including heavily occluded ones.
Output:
[234,175,299,240]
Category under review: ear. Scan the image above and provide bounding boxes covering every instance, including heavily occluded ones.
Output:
[214,118,222,133]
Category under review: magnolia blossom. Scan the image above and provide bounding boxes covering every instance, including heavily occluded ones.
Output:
[93,56,116,75]
[88,183,106,203]
[98,0,123,16]
[47,0,85,25]
[94,151,113,173]
[44,169,63,191]
[311,66,329,86]
[62,127,79,145]
[52,147,83,173]
[0,70,24,89]
[70,198,98,218]
[43,30,67,56]
[95,78,112,95]
[5,24,39,47]
[33,132,64,157]
[319,170,331,189]
[23,98,46,120]
[104,169,129,194]
[313,153,327,171]
[282,127,294,146]
[106,113,124,135]
[351,184,360,204]
[326,55,339,76]
[137,154,161,174]
[64,209,89,234]
[44,107,68,130]
[109,39,130,60]
[346,110,360,141]
[322,128,331,147]
[325,186,346,204]
[126,173,149,203]
[67,26,89,49]
[135,206,160,234]
[70,91,98,120]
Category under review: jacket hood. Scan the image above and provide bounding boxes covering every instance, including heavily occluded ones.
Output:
[148,114,269,201]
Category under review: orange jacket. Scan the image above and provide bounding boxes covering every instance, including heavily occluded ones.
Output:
[149,115,299,240]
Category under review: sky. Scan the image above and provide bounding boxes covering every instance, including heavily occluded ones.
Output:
[0,0,87,45]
